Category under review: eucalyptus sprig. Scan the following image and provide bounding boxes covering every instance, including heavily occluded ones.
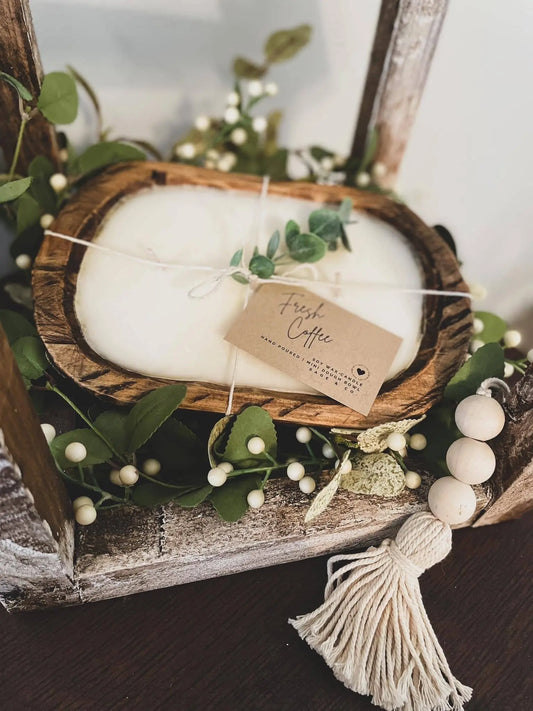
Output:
[228,197,354,283]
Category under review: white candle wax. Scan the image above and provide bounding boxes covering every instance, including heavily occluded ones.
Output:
[75,185,424,394]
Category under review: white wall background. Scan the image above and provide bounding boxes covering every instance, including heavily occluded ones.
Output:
[3,0,533,329]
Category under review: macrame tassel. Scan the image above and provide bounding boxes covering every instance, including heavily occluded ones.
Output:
[290,512,472,711]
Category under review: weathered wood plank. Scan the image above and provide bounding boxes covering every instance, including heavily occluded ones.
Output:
[0,0,60,172]
[351,0,449,186]
[0,324,76,611]
[9,475,486,610]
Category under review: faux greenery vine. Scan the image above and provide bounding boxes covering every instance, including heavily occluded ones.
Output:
[0,24,529,527]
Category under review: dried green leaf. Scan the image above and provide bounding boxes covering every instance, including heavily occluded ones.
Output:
[233,57,266,79]
[357,417,425,453]
[264,25,312,64]
[304,470,341,523]
[340,452,405,497]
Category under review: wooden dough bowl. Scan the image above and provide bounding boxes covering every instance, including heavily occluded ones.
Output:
[33,162,472,428]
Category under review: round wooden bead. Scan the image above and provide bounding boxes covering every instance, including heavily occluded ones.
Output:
[446,437,496,484]
[454,394,505,441]
[428,476,477,525]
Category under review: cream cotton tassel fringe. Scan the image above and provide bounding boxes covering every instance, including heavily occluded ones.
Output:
[290,512,472,711]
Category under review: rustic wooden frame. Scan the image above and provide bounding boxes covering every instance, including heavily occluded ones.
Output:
[33,162,471,428]
[1,0,531,612]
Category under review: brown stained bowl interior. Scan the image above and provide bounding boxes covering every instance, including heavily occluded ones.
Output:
[33,162,472,428]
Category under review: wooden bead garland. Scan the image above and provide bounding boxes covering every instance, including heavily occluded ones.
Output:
[293,378,508,711]
[429,378,507,524]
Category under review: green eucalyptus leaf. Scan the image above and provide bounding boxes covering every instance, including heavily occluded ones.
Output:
[266,230,280,259]
[16,193,41,235]
[249,254,275,279]
[264,25,312,64]
[230,248,243,267]
[285,220,300,244]
[338,198,353,223]
[444,343,505,401]
[340,224,352,252]
[37,72,78,124]
[0,309,37,343]
[287,232,327,263]
[125,384,187,453]
[50,429,113,469]
[308,208,342,243]
[209,474,262,522]
[231,273,250,285]
[474,311,507,344]
[0,177,32,204]
[10,336,48,382]
[232,57,266,79]
[77,142,146,175]
[223,406,277,465]
[93,410,129,455]
[0,71,32,101]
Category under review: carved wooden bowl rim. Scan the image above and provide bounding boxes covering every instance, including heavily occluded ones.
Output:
[33,162,472,428]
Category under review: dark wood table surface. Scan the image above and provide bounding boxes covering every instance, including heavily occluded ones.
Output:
[1,514,531,711]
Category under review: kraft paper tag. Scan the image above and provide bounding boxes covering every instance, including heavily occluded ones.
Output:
[225,284,402,416]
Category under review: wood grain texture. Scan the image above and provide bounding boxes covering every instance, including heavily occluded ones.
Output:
[0,324,76,610]
[474,365,533,527]
[0,514,530,710]
[4,472,489,611]
[351,0,449,186]
[33,162,472,428]
[0,0,60,172]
